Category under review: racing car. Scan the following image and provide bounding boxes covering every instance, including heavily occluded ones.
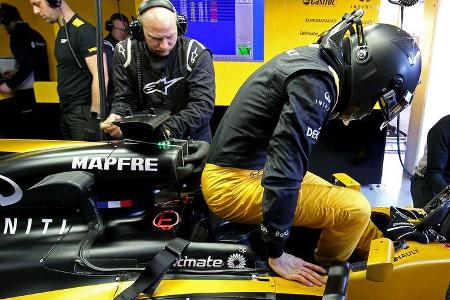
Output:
[0,111,449,300]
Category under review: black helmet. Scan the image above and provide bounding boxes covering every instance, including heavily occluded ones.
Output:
[337,23,422,126]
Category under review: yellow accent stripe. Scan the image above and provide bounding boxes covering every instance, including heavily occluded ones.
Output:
[72,18,84,27]
[3,282,118,300]
[88,47,97,52]
[0,139,100,153]
[3,277,326,299]
[117,277,324,297]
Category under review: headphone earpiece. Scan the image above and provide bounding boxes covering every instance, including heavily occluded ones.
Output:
[130,0,186,41]
[47,0,62,9]
[105,19,113,32]
[0,7,11,26]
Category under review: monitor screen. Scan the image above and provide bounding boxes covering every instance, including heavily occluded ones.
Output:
[172,0,264,61]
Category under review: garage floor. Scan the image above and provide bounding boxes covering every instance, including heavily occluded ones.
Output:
[361,152,413,208]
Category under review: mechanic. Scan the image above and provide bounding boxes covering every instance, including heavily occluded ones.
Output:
[0,3,49,138]
[411,115,450,208]
[202,15,422,286]
[103,12,129,115]
[101,0,215,143]
[29,0,108,141]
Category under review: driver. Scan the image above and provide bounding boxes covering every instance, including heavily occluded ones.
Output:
[202,12,422,286]
[101,0,215,143]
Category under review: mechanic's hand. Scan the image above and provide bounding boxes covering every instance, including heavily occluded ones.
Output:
[268,252,327,287]
[0,82,12,94]
[100,113,123,139]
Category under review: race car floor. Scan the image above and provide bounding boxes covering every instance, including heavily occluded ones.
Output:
[361,152,413,208]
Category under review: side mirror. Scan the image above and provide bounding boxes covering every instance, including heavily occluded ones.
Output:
[366,238,394,282]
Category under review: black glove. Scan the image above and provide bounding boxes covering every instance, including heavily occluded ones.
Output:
[392,207,426,220]
[85,115,101,141]
[385,207,446,243]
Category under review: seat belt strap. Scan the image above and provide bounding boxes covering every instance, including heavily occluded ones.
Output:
[114,238,190,300]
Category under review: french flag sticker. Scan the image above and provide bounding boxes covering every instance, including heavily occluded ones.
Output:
[96,200,133,209]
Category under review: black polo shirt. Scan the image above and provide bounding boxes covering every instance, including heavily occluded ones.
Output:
[54,14,97,112]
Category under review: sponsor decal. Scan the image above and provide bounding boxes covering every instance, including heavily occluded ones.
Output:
[143,76,184,95]
[305,18,337,23]
[285,49,299,57]
[260,224,290,238]
[324,92,331,103]
[303,0,336,6]
[173,252,248,269]
[306,126,321,140]
[173,255,223,268]
[299,30,320,36]
[72,157,158,171]
[394,249,419,262]
[3,217,68,235]
[227,253,246,269]
[315,99,330,111]
[0,176,23,207]
[30,41,45,48]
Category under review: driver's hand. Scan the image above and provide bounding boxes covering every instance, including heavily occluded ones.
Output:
[268,252,327,287]
[0,82,12,94]
[100,113,123,139]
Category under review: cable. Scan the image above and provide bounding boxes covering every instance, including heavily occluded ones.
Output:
[116,0,129,32]
[59,8,84,70]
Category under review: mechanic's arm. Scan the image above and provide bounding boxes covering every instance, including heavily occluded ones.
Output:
[4,35,34,90]
[85,53,109,114]
[261,72,336,286]
[425,124,449,193]
[163,50,215,139]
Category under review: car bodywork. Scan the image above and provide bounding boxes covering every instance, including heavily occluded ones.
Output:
[0,138,449,300]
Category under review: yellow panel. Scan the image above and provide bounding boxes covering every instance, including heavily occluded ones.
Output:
[3,282,118,300]
[366,238,394,282]
[33,81,59,103]
[332,173,361,191]
[0,92,15,101]
[115,278,276,297]
[0,139,98,153]
[273,277,325,296]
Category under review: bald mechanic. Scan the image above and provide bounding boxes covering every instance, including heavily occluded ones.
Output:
[101,0,215,143]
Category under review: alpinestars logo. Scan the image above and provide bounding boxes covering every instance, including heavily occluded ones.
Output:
[0,176,23,207]
[143,76,184,95]
[227,253,246,269]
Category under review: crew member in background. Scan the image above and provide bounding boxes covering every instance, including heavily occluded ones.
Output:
[0,3,49,138]
[29,0,108,141]
[411,115,450,208]
[101,0,215,143]
[103,12,129,115]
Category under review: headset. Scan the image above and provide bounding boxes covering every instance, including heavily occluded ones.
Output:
[0,6,11,26]
[0,3,21,26]
[129,0,187,41]
[47,0,62,8]
[105,13,129,32]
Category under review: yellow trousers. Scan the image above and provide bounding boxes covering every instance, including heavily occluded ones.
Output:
[201,163,382,264]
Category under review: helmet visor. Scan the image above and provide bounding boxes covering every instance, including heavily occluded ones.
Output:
[378,90,414,129]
